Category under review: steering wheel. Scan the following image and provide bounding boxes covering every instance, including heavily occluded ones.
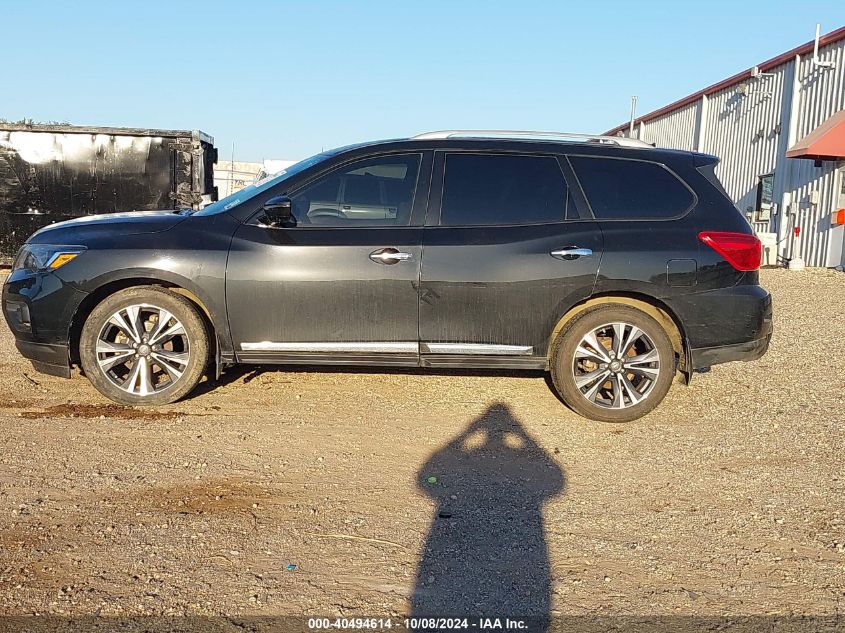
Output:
[307,208,347,224]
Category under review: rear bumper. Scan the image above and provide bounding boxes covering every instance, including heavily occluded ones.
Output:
[688,287,773,369]
[690,331,771,368]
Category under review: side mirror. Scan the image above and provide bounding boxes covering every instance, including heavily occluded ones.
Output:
[262,195,292,225]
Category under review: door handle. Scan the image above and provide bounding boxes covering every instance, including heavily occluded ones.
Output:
[369,248,413,265]
[550,247,593,260]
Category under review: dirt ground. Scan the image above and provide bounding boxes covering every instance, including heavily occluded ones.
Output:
[0,268,843,629]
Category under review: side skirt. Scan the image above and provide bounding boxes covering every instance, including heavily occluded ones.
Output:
[236,352,547,370]
[235,342,547,370]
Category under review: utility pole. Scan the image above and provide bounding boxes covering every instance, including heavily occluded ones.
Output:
[229,141,235,197]
[629,96,638,137]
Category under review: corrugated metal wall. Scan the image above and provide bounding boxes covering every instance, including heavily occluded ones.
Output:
[701,65,786,214]
[640,102,698,151]
[620,34,845,267]
[789,39,845,267]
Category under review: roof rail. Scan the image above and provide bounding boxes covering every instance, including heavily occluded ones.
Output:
[411,129,652,148]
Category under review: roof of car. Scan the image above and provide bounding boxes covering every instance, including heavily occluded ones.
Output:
[410,130,652,147]
[327,132,701,163]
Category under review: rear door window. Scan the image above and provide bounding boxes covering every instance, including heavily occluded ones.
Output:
[568,156,694,219]
[440,154,570,226]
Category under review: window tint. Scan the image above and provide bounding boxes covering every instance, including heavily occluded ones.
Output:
[305,177,340,205]
[344,175,381,206]
[440,154,569,226]
[289,154,420,226]
[568,156,694,219]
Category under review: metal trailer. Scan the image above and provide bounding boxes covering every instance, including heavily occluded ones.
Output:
[0,124,218,257]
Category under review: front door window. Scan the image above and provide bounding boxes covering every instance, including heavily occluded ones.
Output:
[289,154,421,227]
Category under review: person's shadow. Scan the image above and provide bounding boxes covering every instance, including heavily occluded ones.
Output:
[410,403,565,630]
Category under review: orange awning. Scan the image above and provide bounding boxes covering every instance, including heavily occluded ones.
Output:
[786,109,845,160]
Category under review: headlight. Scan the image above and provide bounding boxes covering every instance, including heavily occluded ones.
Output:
[12,245,86,273]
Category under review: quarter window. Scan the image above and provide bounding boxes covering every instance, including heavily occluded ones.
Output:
[289,154,421,226]
[440,154,570,226]
[569,156,694,219]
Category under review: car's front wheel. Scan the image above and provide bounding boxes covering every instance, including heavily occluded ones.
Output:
[79,286,209,406]
[549,305,676,423]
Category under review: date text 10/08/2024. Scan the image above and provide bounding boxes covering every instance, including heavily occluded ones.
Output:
[308,617,531,630]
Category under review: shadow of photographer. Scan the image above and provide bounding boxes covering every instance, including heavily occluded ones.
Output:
[411,403,565,630]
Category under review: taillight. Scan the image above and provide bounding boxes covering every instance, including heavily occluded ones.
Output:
[698,231,762,271]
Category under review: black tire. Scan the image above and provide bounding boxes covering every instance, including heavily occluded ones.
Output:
[549,305,676,423]
[79,286,209,406]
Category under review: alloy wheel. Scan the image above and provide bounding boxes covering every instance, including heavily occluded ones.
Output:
[95,304,191,397]
[572,322,660,409]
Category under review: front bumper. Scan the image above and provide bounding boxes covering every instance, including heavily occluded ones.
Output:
[3,269,86,379]
[14,340,71,378]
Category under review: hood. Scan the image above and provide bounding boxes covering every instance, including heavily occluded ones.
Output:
[28,210,190,243]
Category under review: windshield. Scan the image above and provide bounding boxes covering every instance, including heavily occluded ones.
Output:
[196,151,333,216]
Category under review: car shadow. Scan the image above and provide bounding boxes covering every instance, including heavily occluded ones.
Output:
[189,365,268,397]
[187,364,546,400]
[410,403,565,630]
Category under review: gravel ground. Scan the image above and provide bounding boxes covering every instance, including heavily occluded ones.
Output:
[0,268,843,629]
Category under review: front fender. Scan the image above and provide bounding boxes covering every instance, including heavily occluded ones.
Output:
[63,261,232,360]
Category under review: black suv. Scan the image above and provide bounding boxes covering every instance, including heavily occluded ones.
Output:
[2,131,772,422]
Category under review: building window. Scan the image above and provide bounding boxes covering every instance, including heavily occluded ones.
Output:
[755,174,774,222]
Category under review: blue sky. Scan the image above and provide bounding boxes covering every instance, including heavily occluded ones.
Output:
[3,1,842,161]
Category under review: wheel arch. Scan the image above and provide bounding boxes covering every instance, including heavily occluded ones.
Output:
[547,292,688,371]
[68,277,217,366]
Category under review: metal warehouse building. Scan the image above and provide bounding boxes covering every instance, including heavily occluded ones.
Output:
[606,26,845,269]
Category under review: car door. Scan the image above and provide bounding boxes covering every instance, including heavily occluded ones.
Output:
[419,151,603,368]
[226,151,431,366]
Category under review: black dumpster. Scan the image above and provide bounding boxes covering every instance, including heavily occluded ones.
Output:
[0,123,218,257]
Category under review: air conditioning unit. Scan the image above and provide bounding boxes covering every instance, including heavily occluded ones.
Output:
[757,232,778,266]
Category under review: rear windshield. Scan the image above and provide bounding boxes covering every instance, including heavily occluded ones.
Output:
[569,156,695,219]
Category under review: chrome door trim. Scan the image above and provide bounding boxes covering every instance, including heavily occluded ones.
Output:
[241,342,535,356]
[421,343,533,356]
[240,341,419,354]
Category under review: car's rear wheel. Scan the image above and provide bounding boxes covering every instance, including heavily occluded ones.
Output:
[79,287,209,406]
[550,305,676,423]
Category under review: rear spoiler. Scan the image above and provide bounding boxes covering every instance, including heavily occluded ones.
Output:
[693,154,731,199]
[693,153,719,167]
